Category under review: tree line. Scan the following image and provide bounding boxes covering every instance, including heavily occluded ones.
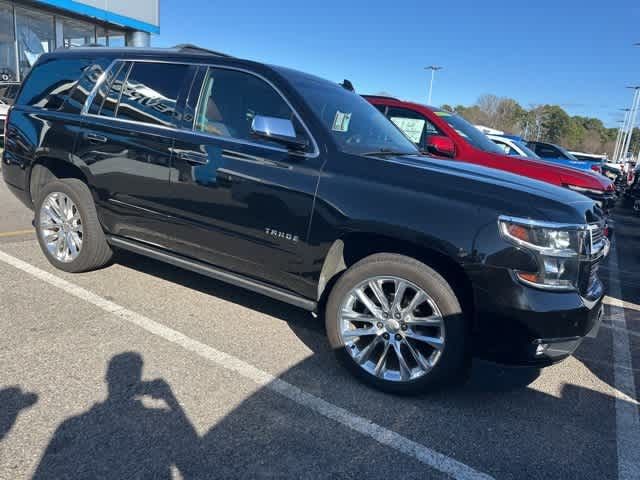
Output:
[442,94,640,159]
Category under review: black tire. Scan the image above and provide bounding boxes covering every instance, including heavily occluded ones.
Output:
[29,164,57,204]
[35,179,113,273]
[325,253,468,394]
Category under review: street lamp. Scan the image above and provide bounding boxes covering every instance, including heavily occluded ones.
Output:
[619,86,640,163]
[425,66,443,105]
[613,108,631,162]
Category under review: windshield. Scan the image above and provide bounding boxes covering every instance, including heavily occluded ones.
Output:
[513,140,540,159]
[434,110,505,154]
[289,75,419,156]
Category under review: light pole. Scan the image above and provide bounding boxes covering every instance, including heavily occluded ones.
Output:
[620,86,640,163]
[425,66,443,105]
[613,108,631,162]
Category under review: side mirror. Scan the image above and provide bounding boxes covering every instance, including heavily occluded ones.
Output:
[425,135,455,158]
[251,115,309,151]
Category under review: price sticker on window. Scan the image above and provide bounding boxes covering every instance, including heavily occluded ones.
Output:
[390,117,426,144]
[332,111,352,132]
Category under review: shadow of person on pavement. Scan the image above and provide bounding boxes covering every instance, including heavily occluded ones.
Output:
[0,386,38,443]
[102,252,629,478]
[32,352,201,480]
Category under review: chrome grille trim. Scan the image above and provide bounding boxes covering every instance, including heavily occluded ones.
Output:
[588,223,605,256]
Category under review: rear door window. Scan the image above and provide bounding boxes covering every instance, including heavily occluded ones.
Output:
[87,61,127,116]
[115,62,189,127]
[63,59,111,113]
[17,57,90,110]
[98,62,130,118]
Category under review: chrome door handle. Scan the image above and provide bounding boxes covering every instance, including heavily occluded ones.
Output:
[85,132,107,143]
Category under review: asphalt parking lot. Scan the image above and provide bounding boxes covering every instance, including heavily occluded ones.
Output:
[0,179,638,480]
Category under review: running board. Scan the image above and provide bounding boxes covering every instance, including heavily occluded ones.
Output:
[107,236,317,312]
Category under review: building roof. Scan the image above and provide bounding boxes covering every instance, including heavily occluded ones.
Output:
[33,0,160,34]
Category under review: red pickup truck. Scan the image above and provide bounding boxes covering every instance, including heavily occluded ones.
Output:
[364,95,615,209]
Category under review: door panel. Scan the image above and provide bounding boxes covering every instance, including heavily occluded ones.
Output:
[75,61,193,248]
[75,117,176,247]
[165,67,323,297]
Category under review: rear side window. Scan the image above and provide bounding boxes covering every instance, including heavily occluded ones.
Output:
[115,62,189,127]
[95,62,130,117]
[64,59,112,113]
[17,57,90,110]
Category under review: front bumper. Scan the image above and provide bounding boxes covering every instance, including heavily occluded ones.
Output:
[471,268,604,366]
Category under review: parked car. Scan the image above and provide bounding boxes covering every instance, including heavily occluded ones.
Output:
[0,82,20,147]
[0,99,8,146]
[3,47,609,393]
[364,96,615,211]
[621,162,640,212]
[570,151,607,164]
[487,134,541,159]
[527,141,602,174]
[599,162,625,191]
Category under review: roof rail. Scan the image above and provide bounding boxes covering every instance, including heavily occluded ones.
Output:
[172,44,232,57]
[340,79,355,92]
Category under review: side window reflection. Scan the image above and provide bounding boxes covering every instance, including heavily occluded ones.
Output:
[194,68,307,147]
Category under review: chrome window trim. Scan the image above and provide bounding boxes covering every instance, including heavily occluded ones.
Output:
[81,59,119,115]
[81,58,320,159]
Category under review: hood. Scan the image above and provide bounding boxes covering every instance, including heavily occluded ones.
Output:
[387,154,598,224]
[486,151,613,192]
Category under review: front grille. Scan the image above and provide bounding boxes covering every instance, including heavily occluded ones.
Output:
[579,259,602,296]
[578,223,605,296]
[589,223,604,255]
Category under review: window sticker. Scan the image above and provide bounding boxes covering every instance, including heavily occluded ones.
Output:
[390,117,426,144]
[434,111,452,117]
[332,111,352,132]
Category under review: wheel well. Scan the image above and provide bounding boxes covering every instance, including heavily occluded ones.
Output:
[29,158,88,203]
[318,233,476,327]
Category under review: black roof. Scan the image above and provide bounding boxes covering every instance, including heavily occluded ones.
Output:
[40,45,342,92]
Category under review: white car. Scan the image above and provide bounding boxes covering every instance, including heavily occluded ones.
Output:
[487,134,541,159]
[0,99,9,145]
[0,83,20,146]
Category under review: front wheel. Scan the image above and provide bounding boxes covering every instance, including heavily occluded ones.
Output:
[325,253,468,394]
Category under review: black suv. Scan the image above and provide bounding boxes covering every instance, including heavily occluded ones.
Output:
[2,47,608,393]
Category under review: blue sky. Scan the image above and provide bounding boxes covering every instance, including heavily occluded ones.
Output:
[155,0,640,128]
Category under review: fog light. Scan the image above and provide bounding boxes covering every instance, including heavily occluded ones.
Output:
[535,343,550,356]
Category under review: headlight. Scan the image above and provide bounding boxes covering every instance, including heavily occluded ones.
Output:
[498,216,593,291]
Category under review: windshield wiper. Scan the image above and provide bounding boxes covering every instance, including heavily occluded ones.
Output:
[361,148,417,157]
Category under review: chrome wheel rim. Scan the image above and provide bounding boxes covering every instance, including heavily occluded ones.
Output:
[39,192,83,263]
[339,276,445,382]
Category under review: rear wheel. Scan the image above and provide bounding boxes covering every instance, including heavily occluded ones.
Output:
[325,253,468,394]
[35,179,113,273]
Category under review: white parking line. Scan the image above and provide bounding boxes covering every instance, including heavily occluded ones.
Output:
[604,296,640,313]
[608,243,640,480]
[574,355,640,375]
[601,322,640,339]
[0,249,494,480]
